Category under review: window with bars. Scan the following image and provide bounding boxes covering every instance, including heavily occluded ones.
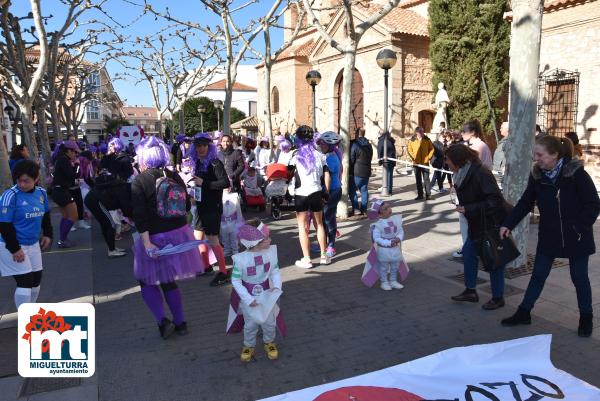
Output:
[537,69,580,137]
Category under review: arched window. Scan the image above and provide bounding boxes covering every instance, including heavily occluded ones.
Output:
[271,87,280,114]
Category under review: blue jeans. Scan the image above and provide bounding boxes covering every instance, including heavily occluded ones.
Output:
[463,238,505,298]
[323,187,342,248]
[349,176,369,213]
[521,252,592,315]
[384,165,393,194]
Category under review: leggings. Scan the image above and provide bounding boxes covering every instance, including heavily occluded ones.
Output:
[13,270,43,288]
[84,191,116,251]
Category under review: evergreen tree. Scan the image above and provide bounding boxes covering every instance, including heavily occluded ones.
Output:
[429,0,510,138]
[173,97,246,135]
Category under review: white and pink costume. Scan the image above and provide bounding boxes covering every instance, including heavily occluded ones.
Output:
[220,191,244,257]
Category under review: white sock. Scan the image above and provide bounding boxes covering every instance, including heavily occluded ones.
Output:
[30,286,41,303]
[14,287,32,309]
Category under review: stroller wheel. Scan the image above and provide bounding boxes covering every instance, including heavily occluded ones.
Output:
[271,208,281,220]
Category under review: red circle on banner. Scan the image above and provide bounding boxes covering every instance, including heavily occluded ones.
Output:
[313,386,423,401]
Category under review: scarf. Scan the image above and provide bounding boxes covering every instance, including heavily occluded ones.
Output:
[452,160,472,189]
[543,157,564,183]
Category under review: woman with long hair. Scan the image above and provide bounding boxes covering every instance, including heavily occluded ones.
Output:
[445,144,509,310]
[131,136,206,338]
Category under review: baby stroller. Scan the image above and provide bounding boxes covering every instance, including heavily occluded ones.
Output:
[240,174,266,212]
[265,163,294,220]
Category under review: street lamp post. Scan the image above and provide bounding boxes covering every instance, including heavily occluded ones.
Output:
[213,100,223,132]
[376,49,397,197]
[305,70,321,131]
[197,104,206,132]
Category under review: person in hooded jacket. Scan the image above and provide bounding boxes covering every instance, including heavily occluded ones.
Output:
[500,136,600,337]
[377,131,396,196]
[349,128,373,216]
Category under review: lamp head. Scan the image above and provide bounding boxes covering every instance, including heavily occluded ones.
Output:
[305,70,322,86]
[376,49,397,70]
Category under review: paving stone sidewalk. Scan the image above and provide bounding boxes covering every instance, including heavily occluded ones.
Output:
[1,173,599,401]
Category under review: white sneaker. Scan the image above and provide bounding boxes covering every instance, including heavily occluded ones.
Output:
[319,254,331,265]
[114,247,126,252]
[77,220,91,229]
[108,249,127,258]
[452,250,463,258]
[70,226,77,232]
[390,281,404,290]
[295,258,313,269]
[380,282,392,291]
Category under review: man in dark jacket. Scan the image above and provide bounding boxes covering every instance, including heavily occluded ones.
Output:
[218,134,245,191]
[349,128,373,216]
[377,132,396,196]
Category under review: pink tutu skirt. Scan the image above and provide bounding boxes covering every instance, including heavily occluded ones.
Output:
[133,225,205,285]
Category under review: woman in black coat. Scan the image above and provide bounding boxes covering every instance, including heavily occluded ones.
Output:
[445,145,509,309]
[500,136,600,337]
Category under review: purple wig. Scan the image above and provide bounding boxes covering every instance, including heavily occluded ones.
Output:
[135,136,171,169]
[51,141,63,164]
[98,142,108,155]
[296,136,317,173]
[189,132,218,173]
[280,140,291,152]
[78,155,94,179]
[108,137,123,154]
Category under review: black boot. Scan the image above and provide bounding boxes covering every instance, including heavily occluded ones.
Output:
[175,321,188,336]
[158,317,175,339]
[578,314,593,337]
[501,307,531,326]
[451,288,479,303]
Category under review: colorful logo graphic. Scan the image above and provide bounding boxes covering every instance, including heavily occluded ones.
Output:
[18,303,95,377]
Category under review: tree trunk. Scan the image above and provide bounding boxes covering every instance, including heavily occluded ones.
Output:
[264,62,274,144]
[19,105,40,161]
[502,0,544,268]
[49,106,61,141]
[0,135,12,189]
[35,104,52,177]
[336,48,357,219]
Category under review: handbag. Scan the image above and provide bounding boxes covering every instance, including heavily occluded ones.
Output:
[478,208,520,272]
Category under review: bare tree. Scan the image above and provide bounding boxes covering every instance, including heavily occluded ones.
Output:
[143,0,283,135]
[0,0,99,177]
[236,0,305,143]
[503,0,545,268]
[111,28,221,138]
[301,0,401,218]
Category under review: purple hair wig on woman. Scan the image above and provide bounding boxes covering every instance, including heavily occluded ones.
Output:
[135,136,171,169]
[280,140,291,152]
[296,136,317,172]
[189,132,218,173]
[108,137,124,153]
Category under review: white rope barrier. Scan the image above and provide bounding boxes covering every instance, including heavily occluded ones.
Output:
[372,158,455,175]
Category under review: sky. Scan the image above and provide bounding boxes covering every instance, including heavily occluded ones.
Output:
[10,0,285,107]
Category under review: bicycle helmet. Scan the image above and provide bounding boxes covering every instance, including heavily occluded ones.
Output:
[320,131,341,145]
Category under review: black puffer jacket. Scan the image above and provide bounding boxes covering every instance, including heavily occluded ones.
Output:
[218,147,245,188]
[455,159,508,240]
[350,137,373,178]
[503,158,600,258]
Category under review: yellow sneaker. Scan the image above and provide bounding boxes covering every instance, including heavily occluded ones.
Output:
[240,346,254,362]
[263,342,278,360]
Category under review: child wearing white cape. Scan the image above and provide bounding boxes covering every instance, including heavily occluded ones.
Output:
[220,190,244,257]
[361,199,409,290]
[227,219,286,362]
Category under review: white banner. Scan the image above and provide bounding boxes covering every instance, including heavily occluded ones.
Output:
[259,335,599,401]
